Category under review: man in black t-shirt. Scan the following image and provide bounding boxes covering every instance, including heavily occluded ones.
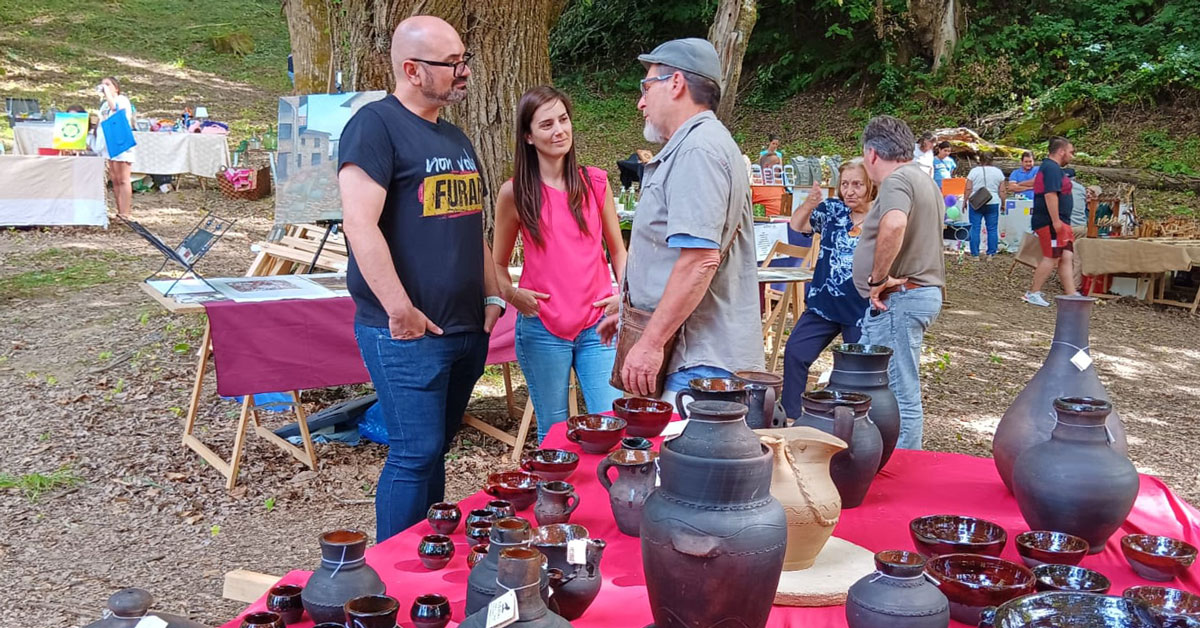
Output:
[337,15,505,541]
[1023,136,1078,307]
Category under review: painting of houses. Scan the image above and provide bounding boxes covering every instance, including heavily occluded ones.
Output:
[273,91,386,236]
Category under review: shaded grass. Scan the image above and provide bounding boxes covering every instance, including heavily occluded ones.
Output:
[0,465,83,502]
[0,247,141,299]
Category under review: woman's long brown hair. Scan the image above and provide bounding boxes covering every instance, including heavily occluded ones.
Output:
[512,86,592,247]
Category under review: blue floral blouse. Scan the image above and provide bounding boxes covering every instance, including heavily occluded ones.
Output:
[806,198,869,327]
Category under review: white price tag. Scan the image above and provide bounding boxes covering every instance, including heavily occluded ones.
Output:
[567,538,588,565]
[135,616,169,628]
[654,459,661,487]
[1070,349,1093,371]
[486,589,518,628]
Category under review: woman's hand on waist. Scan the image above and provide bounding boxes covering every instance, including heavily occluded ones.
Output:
[593,294,619,316]
[507,288,549,316]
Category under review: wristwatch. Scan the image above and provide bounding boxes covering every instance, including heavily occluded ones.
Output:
[484,295,507,311]
[867,275,888,288]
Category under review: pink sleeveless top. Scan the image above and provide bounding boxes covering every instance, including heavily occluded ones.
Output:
[517,167,614,340]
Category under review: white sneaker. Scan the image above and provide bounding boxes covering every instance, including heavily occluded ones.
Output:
[1023,291,1051,307]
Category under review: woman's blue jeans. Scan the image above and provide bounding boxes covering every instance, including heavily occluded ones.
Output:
[515,314,621,443]
[355,324,488,542]
[969,203,1000,257]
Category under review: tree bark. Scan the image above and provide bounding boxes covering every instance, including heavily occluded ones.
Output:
[283,0,566,235]
[995,159,1200,193]
[708,0,758,124]
[892,0,962,70]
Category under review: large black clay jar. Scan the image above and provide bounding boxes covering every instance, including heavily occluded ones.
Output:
[993,295,1127,493]
[459,547,572,628]
[825,344,900,472]
[846,550,950,628]
[300,529,386,625]
[84,588,209,628]
[640,400,787,628]
[793,390,881,508]
[1012,397,1139,554]
[466,517,533,615]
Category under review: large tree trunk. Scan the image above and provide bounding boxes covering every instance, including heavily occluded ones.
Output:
[887,0,962,70]
[708,0,758,124]
[282,0,566,235]
[995,159,1200,194]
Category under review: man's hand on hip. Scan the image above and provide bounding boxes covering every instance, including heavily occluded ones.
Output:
[483,304,503,334]
[388,304,443,340]
[868,275,909,312]
[621,338,664,397]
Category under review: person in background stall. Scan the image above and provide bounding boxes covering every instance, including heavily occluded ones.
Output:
[1022,136,1078,307]
[964,152,1005,260]
[780,159,875,417]
[97,77,136,219]
[1066,168,1088,226]
[492,86,627,442]
[1007,150,1039,202]
[914,132,935,177]
[760,134,783,169]
[932,140,956,189]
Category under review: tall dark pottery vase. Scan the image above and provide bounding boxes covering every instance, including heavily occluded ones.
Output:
[845,550,950,628]
[459,547,572,628]
[640,400,787,628]
[793,390,881,508]
[1012,397,1139,554]
[300,529,386,625]
[993,295,1127,492]
[466,517,533,614]
[825,344,900,472]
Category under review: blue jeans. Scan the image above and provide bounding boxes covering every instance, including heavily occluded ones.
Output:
[782,308,862,418]
[355,325,488,541]
[859,286,941,450]
[515,315,622,443]
[969,203,999,257]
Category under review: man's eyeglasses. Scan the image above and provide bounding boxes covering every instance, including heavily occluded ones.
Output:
[410,52,474,78]
[639,73,673,95]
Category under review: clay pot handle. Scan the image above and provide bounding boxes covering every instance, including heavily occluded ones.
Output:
[564,491,580,515]
[674,390,694,419]
[762,385,777,428]
[596,457,616,491]
[832,405,855,454]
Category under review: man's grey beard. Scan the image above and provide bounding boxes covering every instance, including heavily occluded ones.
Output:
[643,120,667,144]
[422,84,468,105]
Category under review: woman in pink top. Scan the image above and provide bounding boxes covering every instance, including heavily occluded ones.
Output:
[493,86,627,442]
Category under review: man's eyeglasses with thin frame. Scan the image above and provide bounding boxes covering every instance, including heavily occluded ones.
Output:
[639,73,673,95]
[409,52,474,78]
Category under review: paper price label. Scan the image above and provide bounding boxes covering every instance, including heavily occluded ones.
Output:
[136,616,169,628]
[567,538,588,565]
[654,459,661,487]
[486,589,518,628]
[1070,349,1093,371]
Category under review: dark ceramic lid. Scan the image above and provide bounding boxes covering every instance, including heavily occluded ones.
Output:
[109,588,153,618]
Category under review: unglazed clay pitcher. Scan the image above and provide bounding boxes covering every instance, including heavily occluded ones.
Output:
[300,530,386,625]
[825,343,900,471]
[596,448,658,537]
[1012,397,1138,554]
[641,400,787,628]
[993,295,1126,493]
[793,390,881,509]
[756,427,847,570]
[458,547,572,628]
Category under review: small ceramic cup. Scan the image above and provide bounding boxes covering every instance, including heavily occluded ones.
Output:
[466,519,493,547]
[426,501,461,535]
[486,499,516,519]
[265,584,304,625]
[467,544,490,569]
[240,612,284,628]
[417,534,455,570]
[410,593,452,628]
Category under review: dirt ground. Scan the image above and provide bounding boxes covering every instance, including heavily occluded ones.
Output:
[0,189,1198,627]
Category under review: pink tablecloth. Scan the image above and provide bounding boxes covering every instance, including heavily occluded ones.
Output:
[222,420,1200,628]
[203,298,516,397]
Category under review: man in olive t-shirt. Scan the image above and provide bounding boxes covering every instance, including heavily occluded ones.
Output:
[852,115,945,451]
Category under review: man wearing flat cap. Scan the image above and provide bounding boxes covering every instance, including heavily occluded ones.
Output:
[600,38,762,399]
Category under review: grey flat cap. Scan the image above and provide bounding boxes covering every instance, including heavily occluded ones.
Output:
[638,38,722,85]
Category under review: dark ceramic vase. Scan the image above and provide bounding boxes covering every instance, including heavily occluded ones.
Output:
[993,295,1127,493]
[531,523,605,620]
[466,517,533,615]
[641,400,787,628]
[300,530,386,625]
[846,550,950,628]
[1013,397,1138,554]
[825,344,900,472]
[597,448,657,537]
[458,547,573,628]
[793,390,881,508]
[84,588,210,628]
[742,381,780,429]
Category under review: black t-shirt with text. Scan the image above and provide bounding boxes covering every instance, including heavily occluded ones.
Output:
[338,95,486,333]
[1031,158,1073,230]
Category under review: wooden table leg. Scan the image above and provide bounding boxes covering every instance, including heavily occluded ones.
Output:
[502,363,518,419]
[183,325,212,444]
[226,396,255,490]
[768,288,793,372]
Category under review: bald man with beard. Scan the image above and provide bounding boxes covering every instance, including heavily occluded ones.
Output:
[338,16,504,540]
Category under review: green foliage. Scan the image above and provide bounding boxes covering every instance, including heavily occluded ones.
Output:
[0,249,139,299]
[551,0,717,70]
[0,466,83,502]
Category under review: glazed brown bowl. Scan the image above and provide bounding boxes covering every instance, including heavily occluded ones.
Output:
[565,414,627,454]
[1016,530,1089,567]
[925,553,1036,625]
[1032,563,1112,594]
[1124,586,1200,620]
[520,449,580,482]
[979,592,1162,628]
[1121,534,1198,581]
[484,471,541,510]
[612,397,674,438]
[910,514,1008,557]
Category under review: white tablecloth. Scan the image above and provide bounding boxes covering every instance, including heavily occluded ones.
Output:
[0,155,108,227]
[13,124,230,177]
